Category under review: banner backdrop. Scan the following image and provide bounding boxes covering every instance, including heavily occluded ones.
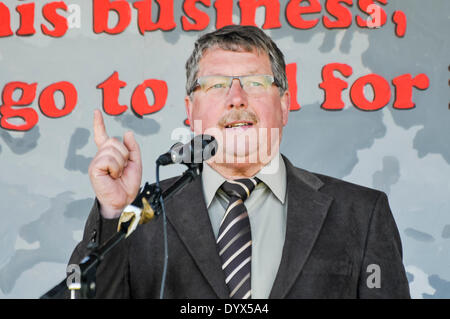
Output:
[0,0,448,298]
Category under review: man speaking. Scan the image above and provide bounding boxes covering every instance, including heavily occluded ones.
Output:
[68,25,410,299]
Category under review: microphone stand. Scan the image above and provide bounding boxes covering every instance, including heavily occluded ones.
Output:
[40,162,202,299]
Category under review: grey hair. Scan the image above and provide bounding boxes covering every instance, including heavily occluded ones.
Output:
[185,25,288,97]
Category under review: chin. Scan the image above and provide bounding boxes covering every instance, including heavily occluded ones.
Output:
[227,147,277,166]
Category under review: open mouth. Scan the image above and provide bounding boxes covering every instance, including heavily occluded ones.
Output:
[224,121,254,129]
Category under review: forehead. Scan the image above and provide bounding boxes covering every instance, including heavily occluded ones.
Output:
[197,47,272,77]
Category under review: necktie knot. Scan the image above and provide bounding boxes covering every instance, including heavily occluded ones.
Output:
[220,177,260,201]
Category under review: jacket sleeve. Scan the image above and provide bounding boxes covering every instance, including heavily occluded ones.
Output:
[67,198,130,298]
[357,192,410,298]
[358,193,410,299]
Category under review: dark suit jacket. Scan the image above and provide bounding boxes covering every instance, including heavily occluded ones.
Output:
[69,156,410,298]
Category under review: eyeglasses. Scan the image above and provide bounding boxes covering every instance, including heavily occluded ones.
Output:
[189,74,279,97]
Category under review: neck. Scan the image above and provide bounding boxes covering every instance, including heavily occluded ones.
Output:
[207,152,279,180]
[207,161,264,180]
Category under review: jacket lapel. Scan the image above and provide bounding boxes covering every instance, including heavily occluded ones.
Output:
[162,156,333,299]
[269,157,333,298]
[164,175,230,299]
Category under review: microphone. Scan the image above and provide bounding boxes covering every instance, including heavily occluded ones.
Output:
[118,135,217,237]
[118,134,217,237]
[156,134,218,166]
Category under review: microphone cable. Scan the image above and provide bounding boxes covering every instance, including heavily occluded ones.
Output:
[155,162,169,299]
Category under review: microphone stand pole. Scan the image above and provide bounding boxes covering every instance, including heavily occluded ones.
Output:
[40,162,202,299]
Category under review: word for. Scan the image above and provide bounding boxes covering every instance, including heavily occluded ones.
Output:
[319,63,430,111]
[0,0,406,37]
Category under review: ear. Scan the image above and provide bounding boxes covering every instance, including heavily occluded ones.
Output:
[280,90,290,126]
[184,95,194,132]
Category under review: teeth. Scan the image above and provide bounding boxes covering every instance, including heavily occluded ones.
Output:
[226,122,252,128]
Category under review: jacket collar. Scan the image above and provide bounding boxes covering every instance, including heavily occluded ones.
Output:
[269,156,333,298]
[201,152,287,207]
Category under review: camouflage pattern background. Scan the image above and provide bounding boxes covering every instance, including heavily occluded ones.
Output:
[0,0,449,298]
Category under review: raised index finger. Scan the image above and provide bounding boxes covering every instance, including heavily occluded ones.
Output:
[93,109,109,148]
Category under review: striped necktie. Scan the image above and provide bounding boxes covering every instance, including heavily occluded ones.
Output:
[216,177,259,299]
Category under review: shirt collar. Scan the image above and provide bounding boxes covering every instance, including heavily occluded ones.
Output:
[201,153,287,208]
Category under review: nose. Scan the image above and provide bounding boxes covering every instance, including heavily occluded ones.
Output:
[225,78,248,109]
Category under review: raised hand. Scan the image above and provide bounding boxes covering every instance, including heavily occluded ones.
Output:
[88,110,143,219]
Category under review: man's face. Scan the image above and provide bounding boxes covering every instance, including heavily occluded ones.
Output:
[185,47,290,166]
